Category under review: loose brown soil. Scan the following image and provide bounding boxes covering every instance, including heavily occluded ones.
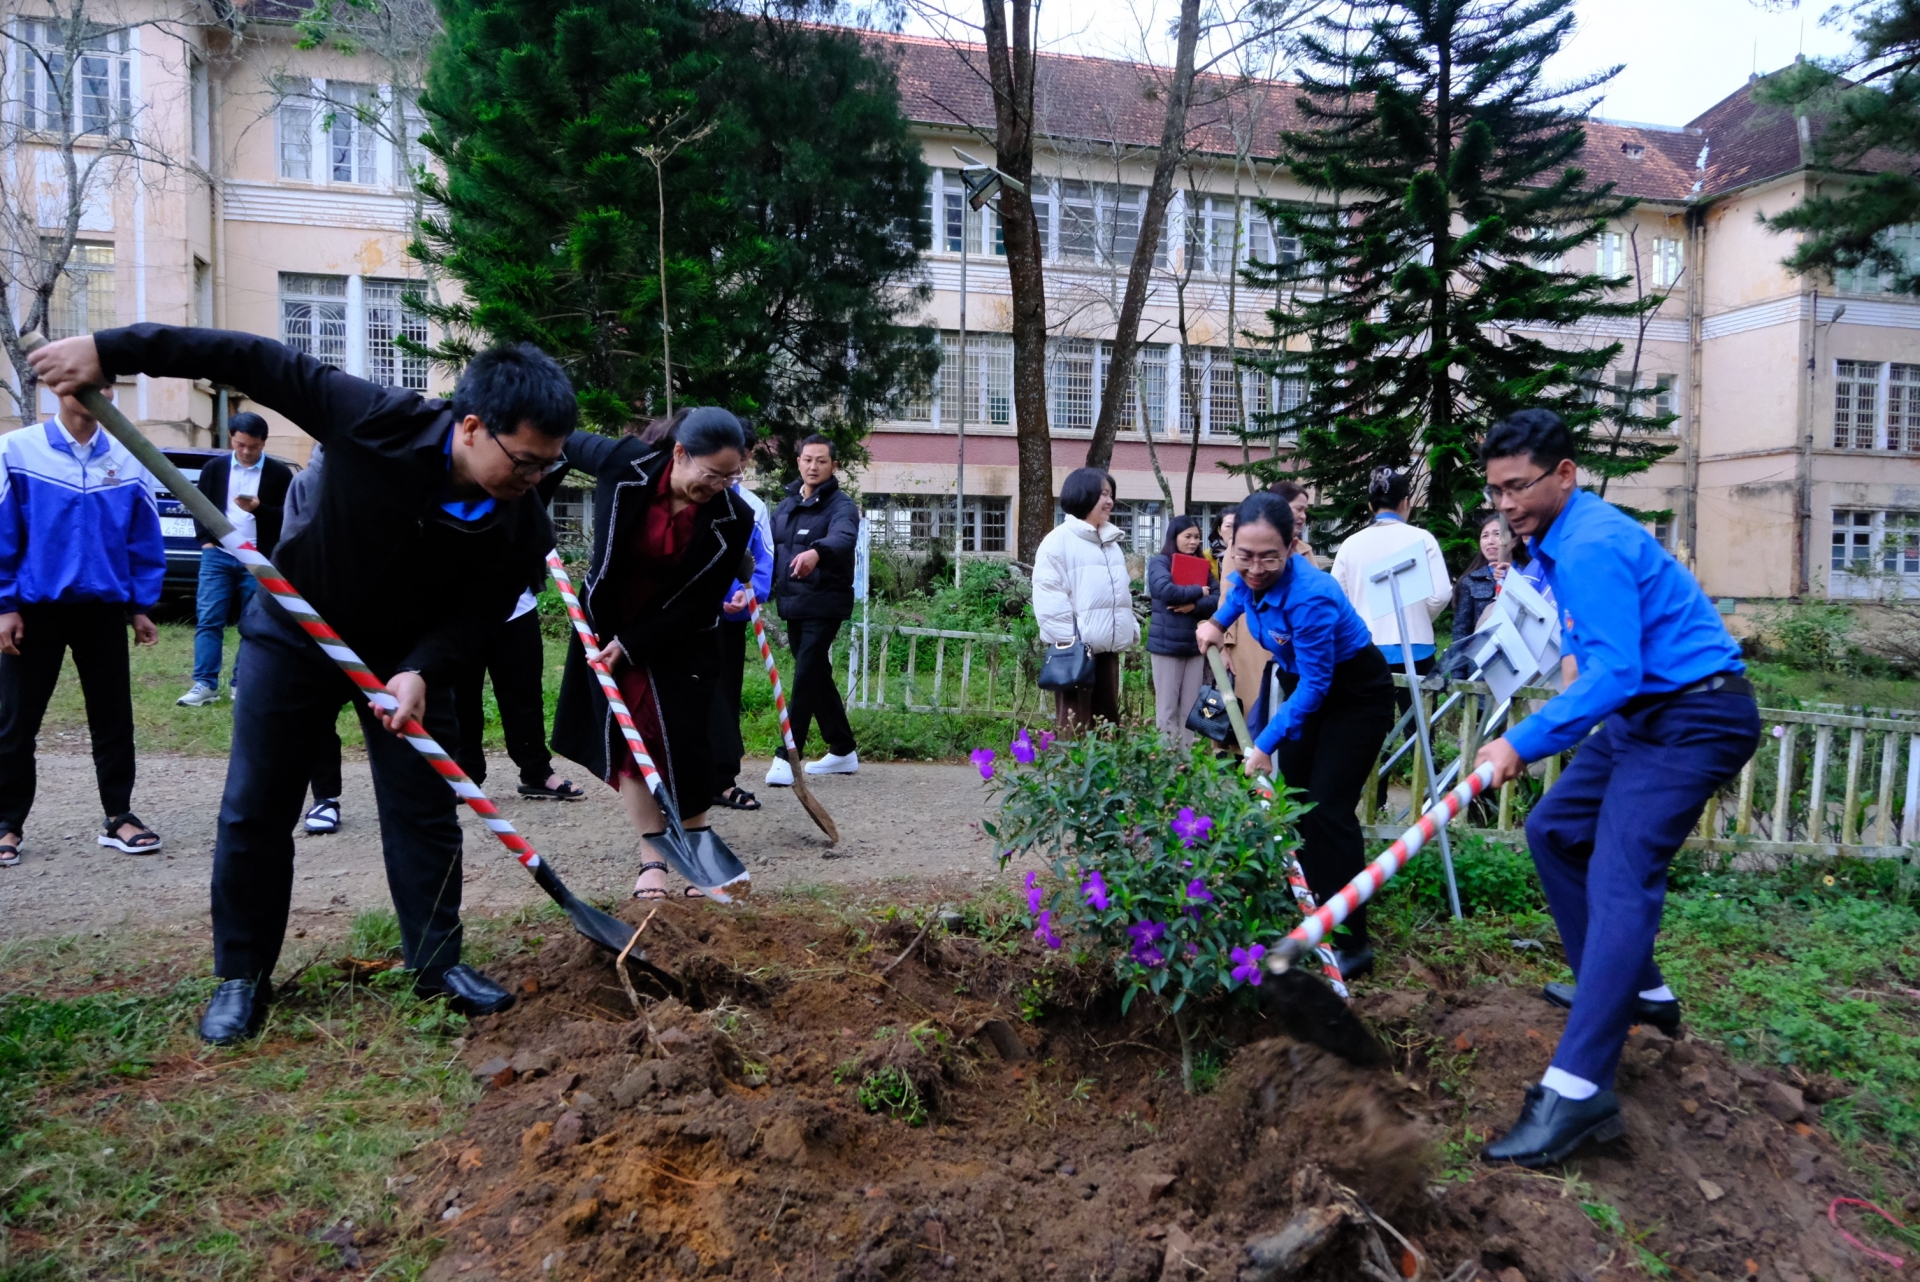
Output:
[399,901,1914,1282]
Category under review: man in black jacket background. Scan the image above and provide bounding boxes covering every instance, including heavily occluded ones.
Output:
[178,412,293,707]
[29,326,574,1044]
[766,434,860,786]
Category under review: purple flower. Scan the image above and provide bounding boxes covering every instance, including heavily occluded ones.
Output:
[1230,944,1266,986]
[1024,870,1043,915]
[1172,807,1214,849]
[1127,920,1168,968]
[1033,910,1062,949]
[1038,731,1056,752]
[970,747,996,780]
[1011,729,1037,764]
[1183,878,1215,921]
[1081,869,1109,911]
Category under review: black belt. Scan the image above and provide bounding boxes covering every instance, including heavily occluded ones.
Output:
[1622,671,1752,716]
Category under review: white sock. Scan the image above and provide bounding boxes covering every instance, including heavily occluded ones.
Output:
[1638,985,1676,1002]
[1540,1067,1600,1100]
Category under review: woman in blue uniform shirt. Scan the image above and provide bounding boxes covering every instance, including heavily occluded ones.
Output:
[1197,492,1395,979]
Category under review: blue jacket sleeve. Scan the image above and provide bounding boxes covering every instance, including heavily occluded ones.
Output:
[0,460,23,614]
[1255,594,1339,754]
[751,519,774,602]
[1505,544,1644,760]
[1212,578,1247,631]
[126,483,167,612]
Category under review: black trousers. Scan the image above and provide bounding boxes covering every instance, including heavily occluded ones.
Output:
[710,619,748,792]
[214,595,466,983]
[1270,647,1395,950]
[779,616,855,760]
[453,609,554,789]
[0,601,136,836]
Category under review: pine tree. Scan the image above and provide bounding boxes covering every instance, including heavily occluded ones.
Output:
[413,0,936,456]
[1238,0,1666,553]
[1759,2,1920,289]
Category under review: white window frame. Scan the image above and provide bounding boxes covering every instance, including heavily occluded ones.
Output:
[1651,236,1683,288]
[280,272,349,368]
[44,240,114,338]
[1836,225,1920,295]
[17,20,132,138]
[1833,359,1920,452]
[1830,508,1920,599]
[364,278,429,390]
[1597,231,1626,278]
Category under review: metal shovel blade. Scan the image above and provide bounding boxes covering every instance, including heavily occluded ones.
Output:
[642,825,749,902]
[1257,968,1389,1069]
[531,859,641,955]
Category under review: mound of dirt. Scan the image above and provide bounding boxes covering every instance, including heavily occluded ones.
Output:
[402,903,1913,1282]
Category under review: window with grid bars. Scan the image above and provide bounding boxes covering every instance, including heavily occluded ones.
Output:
[1889,365,1920,452]
[365,279,429,390]
[933,332,1014,427]
[1209,355,1243,434]
[862,494,1009,553]
[1836,225,1920,294]
[1831,509,1920,597]
[281,273,348,368]
[1096,343,1166,432]
[44,242,113,338]
[1835,361,1881,449]
[1048,339,1095,430]
[18,21,132,138]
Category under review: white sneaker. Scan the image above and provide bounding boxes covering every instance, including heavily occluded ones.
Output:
[805,751,859,776]
[765,757,794,787]
[176,683,219,707]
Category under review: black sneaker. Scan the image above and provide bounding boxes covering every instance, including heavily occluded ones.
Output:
[1542,981,1681,1037]
[415,964,515,1017]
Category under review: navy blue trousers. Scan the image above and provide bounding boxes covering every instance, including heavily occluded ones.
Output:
[1525,688,1759,1086]
[213,595,466,983]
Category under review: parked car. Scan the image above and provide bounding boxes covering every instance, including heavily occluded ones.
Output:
[155,448,301,604]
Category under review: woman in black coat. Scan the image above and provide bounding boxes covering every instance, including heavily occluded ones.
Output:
[1146,515,1219,749]
[1449,512,1511,647]
[549,408,756,900]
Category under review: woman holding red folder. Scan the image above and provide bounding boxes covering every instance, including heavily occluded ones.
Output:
[1146,515,1219,749]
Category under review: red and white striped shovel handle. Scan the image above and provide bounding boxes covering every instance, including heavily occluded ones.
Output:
[542,553,673,800]
[743,593,801,759]
[222,543,543,870]
[1271,763,1496,972]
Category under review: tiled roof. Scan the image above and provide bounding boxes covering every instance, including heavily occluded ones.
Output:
[872,31,1840,206]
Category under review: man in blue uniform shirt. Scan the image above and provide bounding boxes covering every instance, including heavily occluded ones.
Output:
[1472,409,1759,1167]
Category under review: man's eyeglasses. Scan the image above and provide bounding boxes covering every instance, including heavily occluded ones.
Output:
[1233,549,1288,570]
[487,430,568,478]
[1483,469,1555,504]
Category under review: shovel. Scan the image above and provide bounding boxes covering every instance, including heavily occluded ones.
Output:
[1202,647,1350,999]
[545,553,749,900]
[743,590,839,844]
[19,333,638,956]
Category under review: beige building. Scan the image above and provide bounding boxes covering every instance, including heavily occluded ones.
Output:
[7,13,1919,605]
[863,34,1920,608]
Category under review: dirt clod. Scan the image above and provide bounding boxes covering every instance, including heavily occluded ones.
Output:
[1763,1080,1807,1123]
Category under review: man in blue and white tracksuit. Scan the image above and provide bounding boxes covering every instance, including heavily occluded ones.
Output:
[0,385,167,865]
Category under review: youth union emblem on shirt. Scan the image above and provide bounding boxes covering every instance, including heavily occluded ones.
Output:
[1267,629,1291,649]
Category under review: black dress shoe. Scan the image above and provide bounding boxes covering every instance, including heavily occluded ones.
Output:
[1542,981,1681,1037]
[199,977,272,1045]
[415,964,516,1017]
[1334,943,1375,981]
[1483,1085,1625,1168]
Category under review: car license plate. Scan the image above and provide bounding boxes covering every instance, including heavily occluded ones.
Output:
[161,517,195,538]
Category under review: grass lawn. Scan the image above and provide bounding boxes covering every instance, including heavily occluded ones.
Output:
[1747,659,1920,713]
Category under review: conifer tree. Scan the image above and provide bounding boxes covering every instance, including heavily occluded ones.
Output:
[1239,0,1666,551]
[414,0,936,456]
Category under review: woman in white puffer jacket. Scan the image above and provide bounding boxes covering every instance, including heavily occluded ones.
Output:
[1032,467,1139,734]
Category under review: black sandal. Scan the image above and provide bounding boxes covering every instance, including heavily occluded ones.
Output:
[518,778,586,801]
[0,835,20,868]
[99,812,162,855]
[712,786,760,811]
[633,859,671,901]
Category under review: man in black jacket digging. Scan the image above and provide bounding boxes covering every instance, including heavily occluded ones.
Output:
[765,434,860,786]
[29,326,574,1044]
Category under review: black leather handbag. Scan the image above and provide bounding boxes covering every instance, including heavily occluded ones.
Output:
[1185,682,1234,742]
[1037,624,1095,691]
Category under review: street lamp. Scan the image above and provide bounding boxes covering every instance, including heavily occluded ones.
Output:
[950,147,1025,587]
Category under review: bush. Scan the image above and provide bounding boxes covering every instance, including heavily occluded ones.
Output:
[1388,833,1545,917]
[1753,603,1861,674]
[979,727,1310,1086]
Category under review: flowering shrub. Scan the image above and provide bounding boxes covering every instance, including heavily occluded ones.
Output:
[982,727,1311,1028]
